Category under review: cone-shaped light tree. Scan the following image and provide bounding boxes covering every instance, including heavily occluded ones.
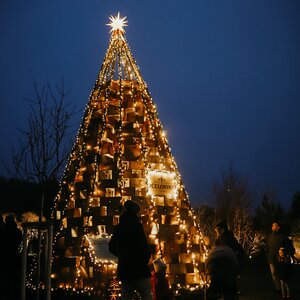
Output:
[51,13,208,297]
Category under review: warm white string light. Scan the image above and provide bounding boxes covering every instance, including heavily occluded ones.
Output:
[47,13,209,298]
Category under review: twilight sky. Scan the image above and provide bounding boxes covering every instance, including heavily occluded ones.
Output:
[0,0,299,208]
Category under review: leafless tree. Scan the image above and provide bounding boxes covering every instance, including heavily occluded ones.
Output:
[194,205,218,246]
[10,80,74,184]
[212,165,255,254]
[3,78,78,223]
[254,193,285,236]
[8,79,76,186]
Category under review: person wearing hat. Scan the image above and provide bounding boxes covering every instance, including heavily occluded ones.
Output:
[109,200,152,300]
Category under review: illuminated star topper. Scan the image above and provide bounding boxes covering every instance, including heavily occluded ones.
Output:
[107,12,128,34]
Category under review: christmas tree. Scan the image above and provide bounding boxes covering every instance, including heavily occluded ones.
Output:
[51,13,207,297]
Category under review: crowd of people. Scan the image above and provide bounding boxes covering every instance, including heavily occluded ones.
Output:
[109,200,297,300]
[108,200,244,300]
[0,202,297,300]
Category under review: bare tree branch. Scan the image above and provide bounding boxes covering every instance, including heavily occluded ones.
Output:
[211,165,256,254]
[5,79,77,185]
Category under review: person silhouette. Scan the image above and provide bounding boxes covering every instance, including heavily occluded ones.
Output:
[206,243,239,300]
[266,221,295,293]
[151,258,173,300]
[2,214,23,300]
[276,247,292,299]
[109,200,152,300]
[215,219,245,272]
[0,212,5,296]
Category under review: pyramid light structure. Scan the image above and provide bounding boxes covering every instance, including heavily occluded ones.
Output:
[51,14,207,296]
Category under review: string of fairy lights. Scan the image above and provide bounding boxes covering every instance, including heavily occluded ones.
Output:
[26,13,212,297]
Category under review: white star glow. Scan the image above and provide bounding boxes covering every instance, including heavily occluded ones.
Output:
[107,12,128,34]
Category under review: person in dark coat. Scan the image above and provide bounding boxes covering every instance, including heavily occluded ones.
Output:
[266,222,295,292]
[109,200,152,300]
[2,214,23,300]
[206,245,239,300]
[276,247,292,299]
[215,220,245,273]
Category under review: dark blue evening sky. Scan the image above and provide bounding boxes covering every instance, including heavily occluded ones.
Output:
[1,0,299,208]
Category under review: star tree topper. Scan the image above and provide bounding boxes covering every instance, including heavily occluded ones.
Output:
[107,12,128,34]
